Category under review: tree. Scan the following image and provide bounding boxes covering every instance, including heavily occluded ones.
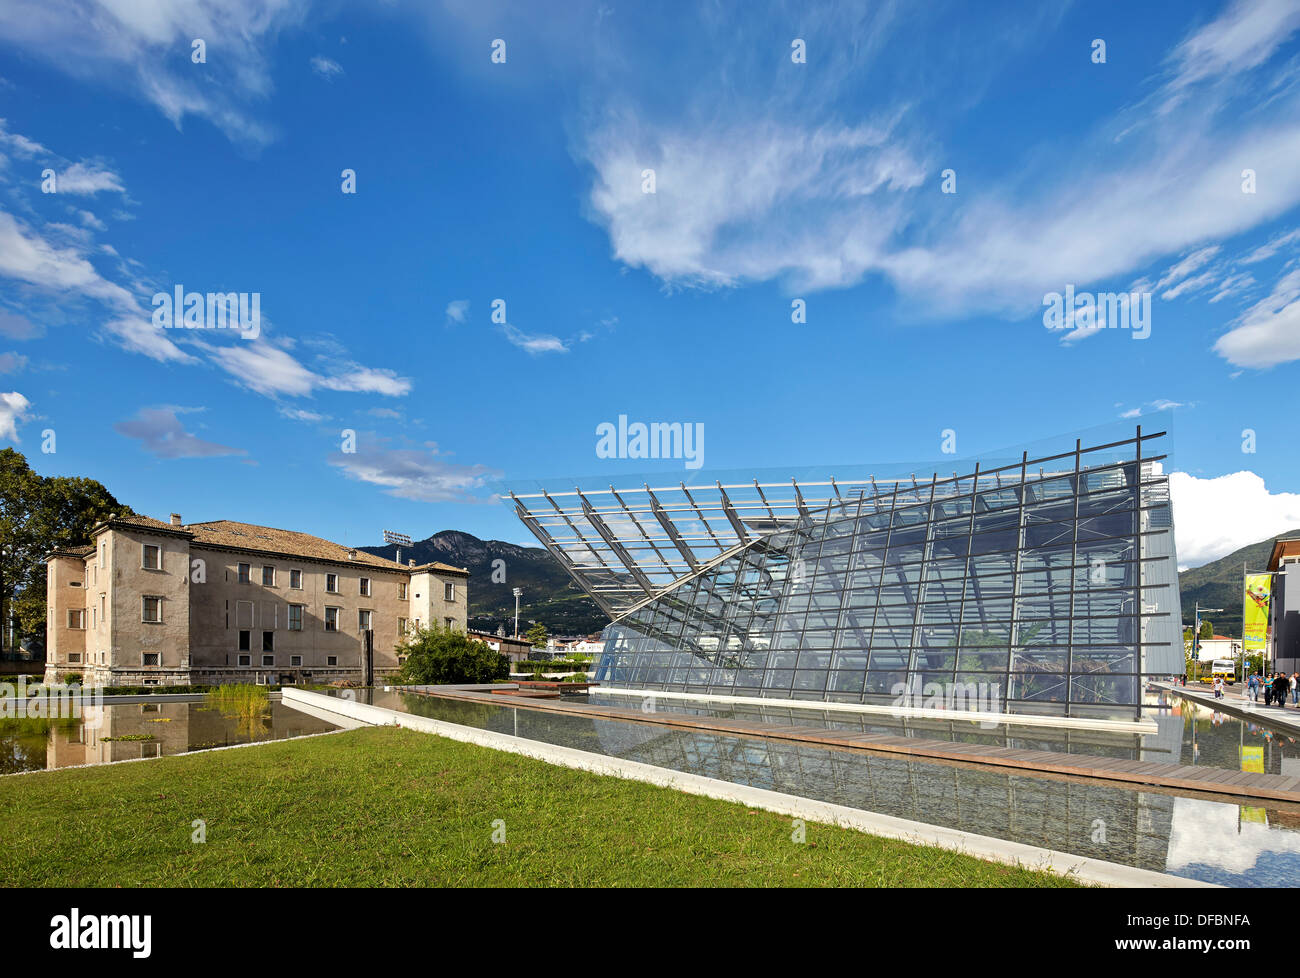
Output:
[0,449,129,650]
[525,622,548,649]
[393,626,508,685]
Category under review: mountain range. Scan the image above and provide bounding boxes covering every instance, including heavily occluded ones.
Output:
[359,530,609,636]
[1176,529,1298,637]
[362,526,1300,642]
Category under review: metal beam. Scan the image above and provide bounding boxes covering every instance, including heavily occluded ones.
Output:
[577,490,658,597]
[646,485,700,572]
[716,482,751,544]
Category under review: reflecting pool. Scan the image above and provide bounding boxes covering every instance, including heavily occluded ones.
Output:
[0,697,339,774]
[331,686,1300,887]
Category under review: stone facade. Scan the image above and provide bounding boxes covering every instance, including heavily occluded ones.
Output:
[45,514,469,687]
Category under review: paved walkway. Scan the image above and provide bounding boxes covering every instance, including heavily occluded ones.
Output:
[404,685,1300,805]
[1156,681,1300,737]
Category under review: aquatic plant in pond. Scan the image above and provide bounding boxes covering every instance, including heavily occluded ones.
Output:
[206,685,270,720]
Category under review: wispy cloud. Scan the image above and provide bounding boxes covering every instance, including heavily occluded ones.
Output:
[445,299,469,324]
[198,336,413,399]
[1214,266,1300,367]
[310,55,343,78]
[328,438,500,503]
[575,0,1300,327]
[1120,399,1186,419]
[55,162,125,196]
[0,352,27,373]
[114,406,246,459]
[0,0,304,148]
[1159,0,1300,110]
[277,405,328,423]
[501,323,568,355]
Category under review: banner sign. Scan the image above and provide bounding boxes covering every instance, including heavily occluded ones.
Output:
[1244,573,1272,653]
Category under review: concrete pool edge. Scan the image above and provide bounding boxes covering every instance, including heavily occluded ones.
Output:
[283,687,1215,889]
[589,686,1160,733]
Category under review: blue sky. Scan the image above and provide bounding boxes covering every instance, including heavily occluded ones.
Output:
[1,0,1299,568]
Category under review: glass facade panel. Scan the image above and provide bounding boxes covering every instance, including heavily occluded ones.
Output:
[523,432,1180,721]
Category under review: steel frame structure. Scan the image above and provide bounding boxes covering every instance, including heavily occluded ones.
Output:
[508,429,1183,720]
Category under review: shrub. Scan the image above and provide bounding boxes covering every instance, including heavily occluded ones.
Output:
[393,626,508,685]
[63,672,83,685]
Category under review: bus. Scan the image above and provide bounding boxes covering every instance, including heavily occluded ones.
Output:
[1199,659,1237,684]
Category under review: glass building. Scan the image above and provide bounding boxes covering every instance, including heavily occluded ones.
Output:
[509,429,1183,721]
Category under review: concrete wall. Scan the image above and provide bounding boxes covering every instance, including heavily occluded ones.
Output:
[44,555,87,681]
[107,527,192,685]
[408,570,467,634]
[46,527,473,686]
[1275,564,1300,673]
[187,548,410,684]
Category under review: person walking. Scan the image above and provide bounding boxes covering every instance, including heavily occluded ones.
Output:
[1265,675,1274,707]
[1292,672,1299,706]
[1248,672,1260,703]
[1273,673,1289,708]
[1214,675,1224,699]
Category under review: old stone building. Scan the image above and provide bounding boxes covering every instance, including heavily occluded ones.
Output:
[44,513,468,686]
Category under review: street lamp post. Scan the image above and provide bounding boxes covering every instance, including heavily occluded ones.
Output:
[513,587,522,639]
[1193,602,1223,680]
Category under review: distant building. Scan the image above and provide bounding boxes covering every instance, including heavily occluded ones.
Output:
[1195,635,1241,663]
[1267,537,1300,672]
[45,513,468,686]
[468,630,532,663]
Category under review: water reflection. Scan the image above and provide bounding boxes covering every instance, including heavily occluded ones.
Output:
[0,699,338,774]
[342,687,1300,886]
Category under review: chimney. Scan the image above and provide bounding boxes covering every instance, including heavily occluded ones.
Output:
[170,513,182,527]
[347,549,356,560]
[409,558,416,567]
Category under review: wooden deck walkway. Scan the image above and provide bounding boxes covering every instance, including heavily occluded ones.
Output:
[406,686,1300,805]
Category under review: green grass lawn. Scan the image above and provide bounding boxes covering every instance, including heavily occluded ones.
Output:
[0,727,1079,887]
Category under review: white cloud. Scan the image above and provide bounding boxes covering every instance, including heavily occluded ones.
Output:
[200,336,412,398]
[75,209,107,231]
[319,365,412,397]
[1156,246,1221,291]
[114,405,245,458]
[502,323,568,355]
[1120,399,1185,419]
[0,309,41,339]
[328,441,500,503]
[277,405,327,423]
[1240,226,1300,263]
[1213,267,1300,367]
[1208,271,1255,303]
[0,352,27,373]
[310,55,343,78]
[0,118,47,157]
[1161,269,1218,300]
[445,299,469,323]
[56,162,125,195]
[0,0,307,147]
[0,390,30,440]
[574,1,1300,321]
[585,117,926,291]
[1161,0,1300,106]
[1170,469,1300,568]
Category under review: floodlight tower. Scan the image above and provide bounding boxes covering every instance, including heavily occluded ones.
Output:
[383,530,412,566]
[513,587,523,639]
